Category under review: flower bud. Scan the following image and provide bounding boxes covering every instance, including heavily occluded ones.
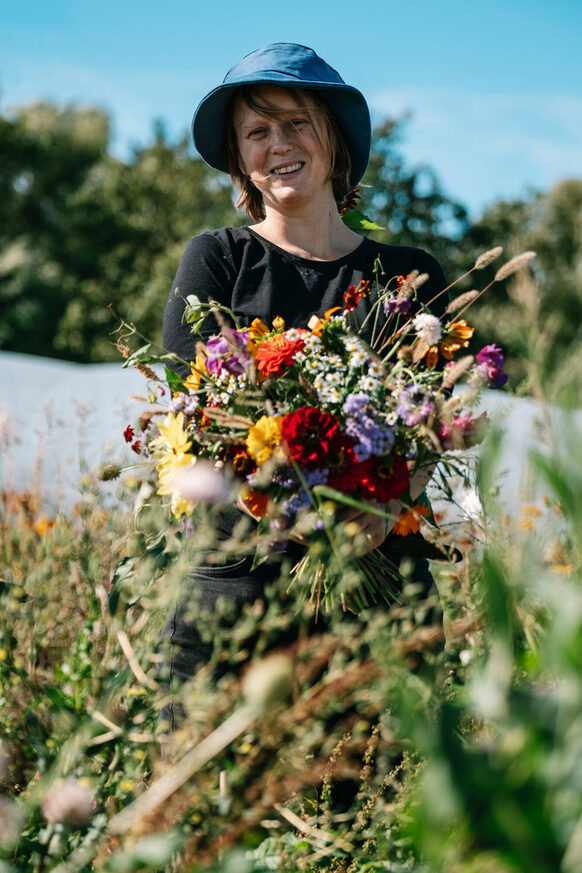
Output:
[242,655,293,711]
[97,463,122,481]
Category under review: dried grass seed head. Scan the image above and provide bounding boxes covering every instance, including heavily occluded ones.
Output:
[474,246,503,270]
[442,355,474,389]
[446,290,480,315]
[397,270,419,299]
[494,251,536,282]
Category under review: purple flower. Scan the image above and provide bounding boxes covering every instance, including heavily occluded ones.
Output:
[282,491,311,517]
[184,395,199,415]
[304,468,328,486]
[476,344,504,369]
[343,392,394,460]
[342,393,370,415]
[384,297,411,315]
[475,344,508,388]
[397,389,434,426]
[223,356,246,376]
[230,329,250,350]
[169,395,185,413]
[205,355,224,376]
[205,330,251,377]
[206,335,230,356]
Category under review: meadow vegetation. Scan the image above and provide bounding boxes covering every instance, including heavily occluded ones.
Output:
[1,275,582,872]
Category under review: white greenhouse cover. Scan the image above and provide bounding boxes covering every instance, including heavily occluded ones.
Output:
[1,351,579,515]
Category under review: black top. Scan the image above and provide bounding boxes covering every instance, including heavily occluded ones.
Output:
[163,226,447,378]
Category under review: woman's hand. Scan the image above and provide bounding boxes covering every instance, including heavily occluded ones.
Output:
[338,500,400,554]
[407,463,435,501]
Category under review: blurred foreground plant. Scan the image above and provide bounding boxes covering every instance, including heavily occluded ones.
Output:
[1,276,582,872]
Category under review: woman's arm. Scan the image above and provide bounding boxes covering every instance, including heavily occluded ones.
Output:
[162,233,236,378]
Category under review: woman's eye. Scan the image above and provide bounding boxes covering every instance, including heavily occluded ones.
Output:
[292,118,308,128]
[248,127,267,138]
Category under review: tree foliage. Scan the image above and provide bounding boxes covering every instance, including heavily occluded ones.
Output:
[1,100,581,384]
[361,117,470,268]
[453,178,582,391]
[0,103,239,361]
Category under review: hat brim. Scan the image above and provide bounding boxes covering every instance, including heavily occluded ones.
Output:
[192,78,371,189]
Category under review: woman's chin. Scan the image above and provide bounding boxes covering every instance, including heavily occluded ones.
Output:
[264,183,328,213]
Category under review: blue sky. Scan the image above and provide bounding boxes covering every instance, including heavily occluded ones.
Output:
[1,0,581,218]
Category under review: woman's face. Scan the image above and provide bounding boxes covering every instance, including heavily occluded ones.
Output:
[233,85,332,212]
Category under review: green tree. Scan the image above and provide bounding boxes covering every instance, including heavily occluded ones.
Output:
[0,102,110,359]
[361,117,470,269]
[453,179,582,392]
[0,104,239,361]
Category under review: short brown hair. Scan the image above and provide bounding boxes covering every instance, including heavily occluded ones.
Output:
[224,85,352,221]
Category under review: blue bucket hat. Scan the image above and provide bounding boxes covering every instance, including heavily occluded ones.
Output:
[192,43,371,188]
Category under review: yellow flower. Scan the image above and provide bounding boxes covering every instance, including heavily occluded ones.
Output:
[247,318,271,355]
[184,353,207,391]
[170,489,195,518]
[246,415,282,466]
[307,306,342,336]
[149,412,192,455]
[271,315,285,332]
[149,412,196,514]
[155,451,196,496]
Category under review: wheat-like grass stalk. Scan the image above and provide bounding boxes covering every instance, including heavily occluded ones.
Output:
[474,246,504,270]
[494,251,536,282]
[446,290,479,315]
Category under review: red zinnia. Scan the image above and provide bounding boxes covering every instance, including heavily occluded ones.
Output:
[358,453,409,503]
[281,406,352,469]
[255,334,305,377]
[123,425,135,443]
[329,453,409,503]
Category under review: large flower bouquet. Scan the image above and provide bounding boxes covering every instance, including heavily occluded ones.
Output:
[113,247,534,612]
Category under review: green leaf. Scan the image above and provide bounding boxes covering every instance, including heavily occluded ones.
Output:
[312,485,394,519]
[43,686,76,713]
[341,208,384,231]
[165,366,185,393]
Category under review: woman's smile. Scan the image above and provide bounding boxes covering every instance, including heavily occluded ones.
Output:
[271,161,304,176]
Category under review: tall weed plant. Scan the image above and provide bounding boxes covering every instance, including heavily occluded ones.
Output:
[1,278,581,871]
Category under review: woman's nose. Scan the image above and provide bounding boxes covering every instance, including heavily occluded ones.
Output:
[270,123,293,151]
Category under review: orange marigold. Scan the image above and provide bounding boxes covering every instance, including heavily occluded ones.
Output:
[255,334,305,377]
[439,320,475,360]
[242,490,269,518]
[392,504,430,536]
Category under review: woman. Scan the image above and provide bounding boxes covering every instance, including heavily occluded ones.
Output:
[160,44,446,721]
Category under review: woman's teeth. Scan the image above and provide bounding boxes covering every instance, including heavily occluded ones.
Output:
[272,163,302,175]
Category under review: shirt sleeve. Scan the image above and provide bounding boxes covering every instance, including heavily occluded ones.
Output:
[162,233,236,378]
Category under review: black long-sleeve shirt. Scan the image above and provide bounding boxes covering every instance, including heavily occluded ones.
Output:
[163,226,447,378]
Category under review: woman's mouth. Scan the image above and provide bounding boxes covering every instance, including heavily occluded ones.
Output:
[271,162,304,176]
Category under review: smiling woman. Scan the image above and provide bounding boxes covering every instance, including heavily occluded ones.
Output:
[224,85,353,221]
[160,43,448,724]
